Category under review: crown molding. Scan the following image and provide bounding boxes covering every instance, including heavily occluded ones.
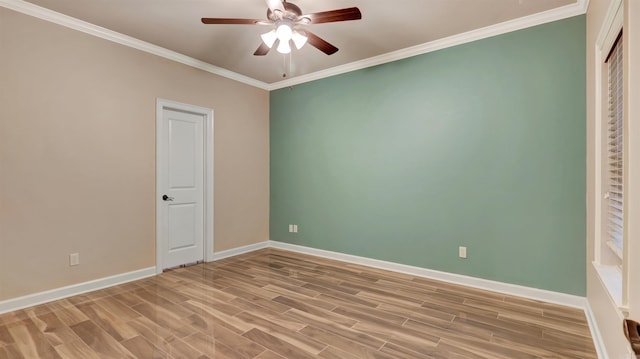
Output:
[1,0,587,92]
[266,0,589,90]
[0,0,271,90]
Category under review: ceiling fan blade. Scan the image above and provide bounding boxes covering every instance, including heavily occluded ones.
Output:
[253,43,271,56]
[265,0,285,13]
[301,7,361,24]
[304,31,339,55]
[201,18,268,25]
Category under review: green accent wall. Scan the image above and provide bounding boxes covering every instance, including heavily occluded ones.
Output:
[270,16,586,295]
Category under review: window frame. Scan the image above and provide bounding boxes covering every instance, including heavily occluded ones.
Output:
[593,0,626,310]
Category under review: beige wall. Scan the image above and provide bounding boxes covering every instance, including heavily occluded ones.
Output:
[586,0,639,357]
[0,8,269,301]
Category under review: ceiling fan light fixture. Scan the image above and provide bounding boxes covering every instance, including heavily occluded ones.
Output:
[261,29,278,48]
[276,39,291,54]
[291,30,308,49]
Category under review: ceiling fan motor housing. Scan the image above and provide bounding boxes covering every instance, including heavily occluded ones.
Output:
[267,2,305,22]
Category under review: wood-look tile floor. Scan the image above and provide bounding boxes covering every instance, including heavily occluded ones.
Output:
[0,249,597,358]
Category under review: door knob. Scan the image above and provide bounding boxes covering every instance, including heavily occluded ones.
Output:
[162,194,174,201]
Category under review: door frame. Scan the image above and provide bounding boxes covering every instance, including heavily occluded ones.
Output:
[156,98,214,274]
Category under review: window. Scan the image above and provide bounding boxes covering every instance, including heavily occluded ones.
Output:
[605,31,624,259]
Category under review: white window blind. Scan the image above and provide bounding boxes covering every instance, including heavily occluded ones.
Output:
[606,31,623,256]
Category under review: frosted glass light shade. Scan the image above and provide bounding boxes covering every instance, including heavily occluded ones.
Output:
[276,24,293,41]
[261,30,277,48]
[276,39,291,54]
[291,31,308,49]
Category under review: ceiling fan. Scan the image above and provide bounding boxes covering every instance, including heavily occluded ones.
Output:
[201,0,362,56]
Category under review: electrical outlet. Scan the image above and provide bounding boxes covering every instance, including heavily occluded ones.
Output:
[459,246,467,259]
[288,224,293,232]
[293,224,298,233]
[69,253,80,266]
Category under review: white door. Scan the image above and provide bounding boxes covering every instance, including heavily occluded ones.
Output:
[158,107,205,269]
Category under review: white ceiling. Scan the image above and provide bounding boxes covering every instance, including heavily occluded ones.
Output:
[10,0,583,87]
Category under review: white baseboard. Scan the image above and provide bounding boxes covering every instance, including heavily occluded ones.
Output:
[0,242,270,315]
[0,267,156,315]
[0,242,589,311]
[584,301,609,359]
[0,239,605,359]
[207,241,270,262]
[268,241,587,309]
[268,241,607,358]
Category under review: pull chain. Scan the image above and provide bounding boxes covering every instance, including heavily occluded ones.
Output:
[282,51,292,78]
[282,53,287,78]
